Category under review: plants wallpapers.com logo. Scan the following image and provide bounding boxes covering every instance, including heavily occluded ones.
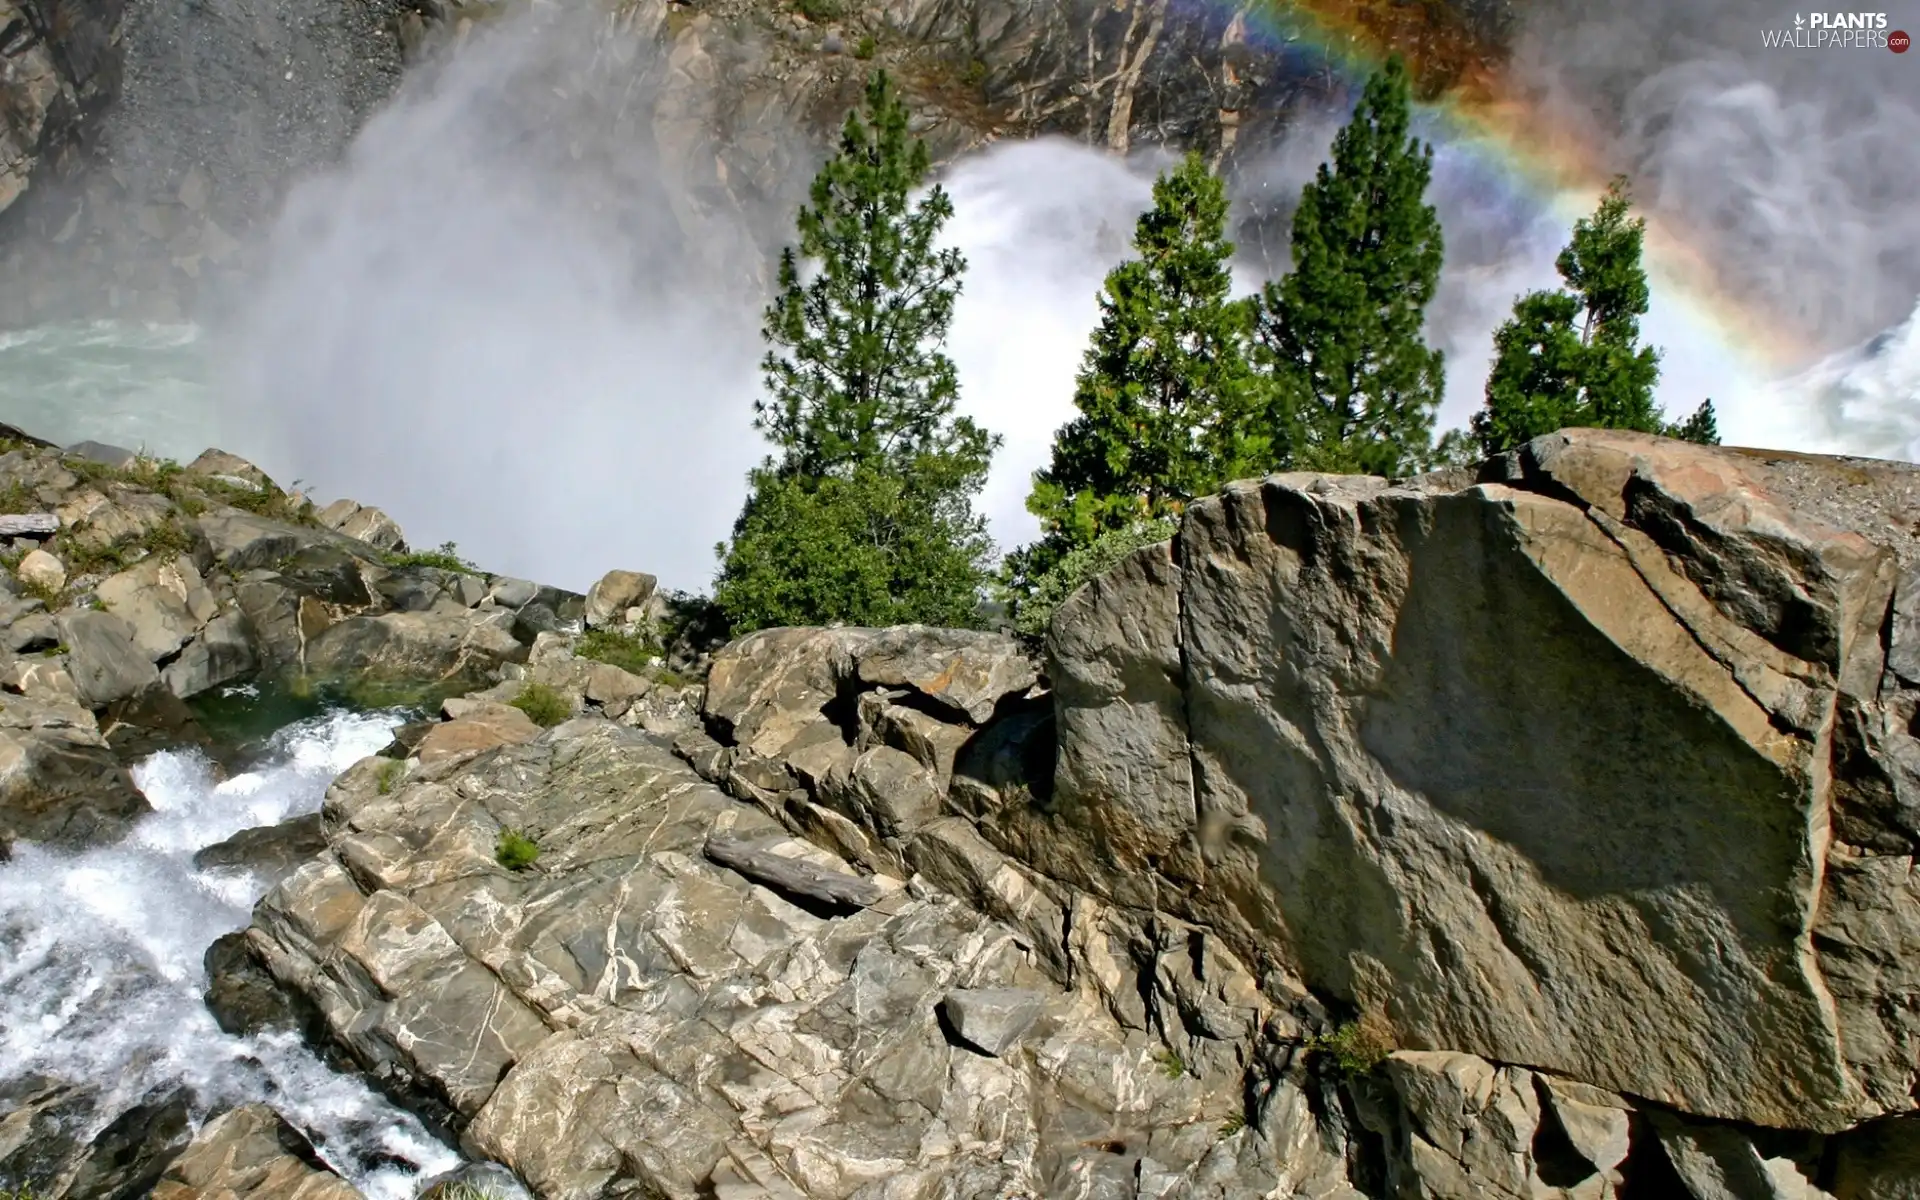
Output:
[1762,10,1910,47]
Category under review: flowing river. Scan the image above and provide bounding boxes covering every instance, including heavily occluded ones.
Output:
[0,707,461,1198]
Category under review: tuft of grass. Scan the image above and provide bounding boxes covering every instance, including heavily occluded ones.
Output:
[510,681,570,728]
[1155,1047,1186,1080]
[2,1183,43,1199]
[495,828,540,871]
[1219,1111,1246,1137]
[426,1182,516,1200]
[17,577,64,612]
[1305,1014,1396,1078]
[0,479,36,515]
[793,0,839,20]
[961,56,988,87]
[853,33,876,58]
[574,627,661,676]
[55,517,197,581]
[376,759,405,795]
[384,541,479,575]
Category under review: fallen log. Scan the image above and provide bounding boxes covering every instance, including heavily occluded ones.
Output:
[703,833,882,911]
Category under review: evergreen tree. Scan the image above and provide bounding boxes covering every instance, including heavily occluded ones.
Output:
[1666,398,1720,445]
[1017,151,1259,585]
[1471,177,1667,455]
[1254,56,1446,476]
[715,71,998,633]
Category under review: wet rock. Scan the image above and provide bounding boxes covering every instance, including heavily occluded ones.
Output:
[161,610,260,699]
[202,931,327,1039]
[194,813,328,885]
[418,1161,534,1199]
[583,568,657,629]
[0,693,148,846]
[61,1084,196,1200]
[940,987,1046,1057]
[149,1104,358,1200]
[232,573,331,669]
[57,610,161,707]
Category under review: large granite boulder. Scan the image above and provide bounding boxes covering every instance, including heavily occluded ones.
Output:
[303,606,526,688]
[1029,429,1920,1133]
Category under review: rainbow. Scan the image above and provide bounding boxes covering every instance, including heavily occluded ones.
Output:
[1203,0,1813,372]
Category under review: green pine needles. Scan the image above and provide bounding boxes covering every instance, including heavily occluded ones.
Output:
[1470,177,1717,453]
[715,70,998,633]
[1256,56,1446,477]
[1008,151,1258,614]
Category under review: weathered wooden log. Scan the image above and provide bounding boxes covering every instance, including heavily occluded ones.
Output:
[703,833,882,910]
[0,513,59,537]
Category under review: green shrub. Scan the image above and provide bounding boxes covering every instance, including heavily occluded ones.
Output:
[853,33,876,59]
[383,541,479,574]
[794,0,840,19]
[1008,519,1176,639]
[0,480,35,515]
[575,627,661,676]
[495,828,540,871]
[1155,1047,1186,1080]
[1305,1015,1395,1078]
[510,681,570,728]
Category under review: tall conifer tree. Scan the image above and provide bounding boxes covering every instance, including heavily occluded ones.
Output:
[1255,56,1446,477]
[1005,152,1258,614]
[716,71,998,633]
[1471,177,1698,454]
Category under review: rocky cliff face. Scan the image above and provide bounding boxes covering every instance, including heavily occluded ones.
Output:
[0,0,1516,325]
[168,428,1920,1199]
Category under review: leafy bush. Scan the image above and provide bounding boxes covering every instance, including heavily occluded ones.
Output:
[1008,519,1176,639]
[1305,1015,1395,1078]
[495,828,540,871]
[575,627,661,676]
[853,33,876,59]
[510,681,570,728]
[384,541,479,574]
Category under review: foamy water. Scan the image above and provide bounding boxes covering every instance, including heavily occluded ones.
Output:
[0,709,460,1198]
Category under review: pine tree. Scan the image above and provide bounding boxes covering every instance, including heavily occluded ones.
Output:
[1018,151,1259,583]
[1667,399,1720,445]
[1254,56,1446,477]
[1471,177,1666,455]
[715,71,999,633]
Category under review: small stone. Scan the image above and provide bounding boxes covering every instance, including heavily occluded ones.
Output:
[17,549,66,593]
[939,988,1046,1057]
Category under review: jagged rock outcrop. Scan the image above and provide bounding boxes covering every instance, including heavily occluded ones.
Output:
[0,433,591,850]
[221,716,1321,1197]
